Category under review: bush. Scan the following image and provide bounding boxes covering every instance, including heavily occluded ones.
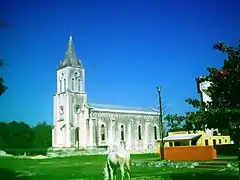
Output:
[214,144,238,156]
[4,148,48,156]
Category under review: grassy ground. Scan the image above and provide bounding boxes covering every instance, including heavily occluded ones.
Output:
[0,154,238,180]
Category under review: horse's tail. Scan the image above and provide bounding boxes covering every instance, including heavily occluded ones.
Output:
[125,157,131,176]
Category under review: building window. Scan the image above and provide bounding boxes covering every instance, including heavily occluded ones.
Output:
[60,80,62,92]
[120,125,125,141]
[213,131,218,136]
[138,125,142,140]
[175,142,180,146]
[219,139,222,144]
[100,124,105,141]
[154,126,157,140]
[213,139,216,146]
[205,139,209,146]
[72,78,75,91]
[64,79,66,91]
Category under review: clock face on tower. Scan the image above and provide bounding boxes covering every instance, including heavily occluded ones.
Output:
[59,106,64,115]
[74,105,81,114]
[74,71,79,77]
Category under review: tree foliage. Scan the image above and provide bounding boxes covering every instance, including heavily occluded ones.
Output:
[0,20,8,96]
[185,41,240,139]
[0,121,52,155]
[184,40,240,176]
[164,112,206,133]
[166,41,240,140]
[31,121,52,150]
[164,114,186,132]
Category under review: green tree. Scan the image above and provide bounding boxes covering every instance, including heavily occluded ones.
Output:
[165,112,206,133]
[0,122,8,149]
[165,114,185,132]
[2,121,34,154]
[184,40,240,176]
[0,121,52,155]
[0,60,7,96]
[32,121,52,151]
[0,20,8,96]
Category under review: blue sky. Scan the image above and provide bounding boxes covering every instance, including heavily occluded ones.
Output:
[0,0,239,125]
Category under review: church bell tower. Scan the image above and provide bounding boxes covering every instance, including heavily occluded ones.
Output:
[52,36,87,148]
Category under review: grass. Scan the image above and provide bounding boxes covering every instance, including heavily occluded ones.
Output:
[0,154,238,180]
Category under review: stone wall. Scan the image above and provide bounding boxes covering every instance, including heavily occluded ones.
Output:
[92,111,159,152]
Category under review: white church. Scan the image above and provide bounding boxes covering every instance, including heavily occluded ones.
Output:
[52,36,160,152]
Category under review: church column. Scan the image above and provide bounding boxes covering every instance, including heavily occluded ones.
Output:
[92,118,98,146]
[65,124,71,147]
[144,122,149,149]
[89,118,93,146]
[92,119,95,146]
[112,119,116,148]
[70,126,75,147]
[108,119,112,148]
[55,124,61,147]
[83,113,88,146]
[62,126,66,147]
[127,121,132,150]
[109,118,115,149]
[116,122,120,147]
[64,94,71,148]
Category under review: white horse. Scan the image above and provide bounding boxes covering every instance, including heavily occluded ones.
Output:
[103,148,131,180]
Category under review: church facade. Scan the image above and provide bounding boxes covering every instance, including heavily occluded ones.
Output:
[52,36,159,152]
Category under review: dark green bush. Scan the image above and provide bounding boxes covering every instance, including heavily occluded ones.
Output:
[4,148,48,156]
[214,144,238,156]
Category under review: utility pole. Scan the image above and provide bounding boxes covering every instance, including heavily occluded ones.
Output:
[157,86,164,160]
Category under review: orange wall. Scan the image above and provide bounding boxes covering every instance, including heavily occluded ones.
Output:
[162,146,217,161]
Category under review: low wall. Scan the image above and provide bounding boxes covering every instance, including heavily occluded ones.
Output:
[159,146,217,161]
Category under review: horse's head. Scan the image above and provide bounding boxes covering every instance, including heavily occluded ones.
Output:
[103,164,109,180]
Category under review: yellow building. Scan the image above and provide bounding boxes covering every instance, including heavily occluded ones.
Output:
[161,130,231,147]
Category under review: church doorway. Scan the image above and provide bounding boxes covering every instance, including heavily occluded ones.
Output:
[75,127,80,149]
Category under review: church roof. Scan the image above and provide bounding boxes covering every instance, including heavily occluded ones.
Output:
[58,36,83,69]
[88,103,158,115]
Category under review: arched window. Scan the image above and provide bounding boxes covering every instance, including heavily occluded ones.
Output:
[120,125,125,141]
[72,78,75,91]
[154,126,157,140]
[138,125,142,140]
[101,124,105,141]
[213,131,218,136]
[78,79,81,91]
[60,80,62,92]
[64,79,66,91]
